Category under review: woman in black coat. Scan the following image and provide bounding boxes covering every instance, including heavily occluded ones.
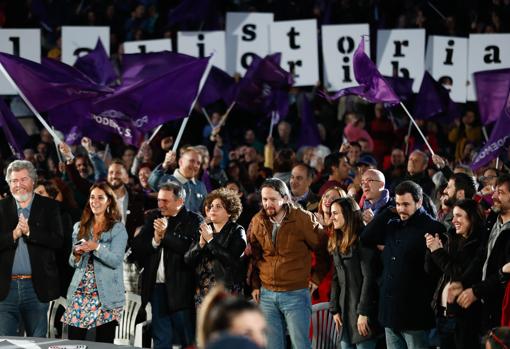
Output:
[329,197,379,349]
[425,199,485,349]
[185,188,247,306]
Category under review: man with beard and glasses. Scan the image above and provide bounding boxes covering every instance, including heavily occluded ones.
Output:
[248,178,328,349]
[440,173,477,230]
[449,174,510,333]
[0,160,63,337]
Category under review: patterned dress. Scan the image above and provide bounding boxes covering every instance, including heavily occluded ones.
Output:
[194,254,242,307]
[62,257,122,329]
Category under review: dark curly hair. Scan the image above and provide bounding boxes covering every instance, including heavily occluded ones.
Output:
[204,188,243,222]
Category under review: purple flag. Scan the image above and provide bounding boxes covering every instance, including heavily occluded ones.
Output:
[413,71,461,121]
[121,51,235,107]
[94,56,211,132]
[297,94,321,148]
[74,39,117,86]
[0,53,110,112]
[471,91,510,171]
[324,38,400,105]
[383,76,414,101]
[48,98,144,146]
[0,98,29,159]
[474,68,510,125]
[234,53,293,117]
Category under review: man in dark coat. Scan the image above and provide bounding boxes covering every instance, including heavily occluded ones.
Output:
[131,181,202,348]
[0,160,63,337]
[362,180,445,349]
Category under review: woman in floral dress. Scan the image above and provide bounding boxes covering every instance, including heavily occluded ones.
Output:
[63,182,128,343]
[185,188,246,307]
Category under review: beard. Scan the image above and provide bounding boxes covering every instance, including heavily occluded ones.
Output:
[108,180,123,190]
[13,192,31,203]
[264,207,277,217]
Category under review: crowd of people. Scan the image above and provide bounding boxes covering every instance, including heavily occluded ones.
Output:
[0,1,510,349]
[1,119,510,349]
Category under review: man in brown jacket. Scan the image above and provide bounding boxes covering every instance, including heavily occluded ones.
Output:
[249,178,327,349]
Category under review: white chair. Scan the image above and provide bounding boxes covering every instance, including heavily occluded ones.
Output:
[134,303,152,348]
[47,296,68,338]
[311,302,339,349]
[115,292,142,345]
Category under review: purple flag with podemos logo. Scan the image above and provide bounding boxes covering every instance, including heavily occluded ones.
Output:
[471,91,510,171]
[0,98,29,158]
[94,56,211,132]
[413,71,460,122]
[74,39,117,86]
[297,94,321,148]
[48,98,144,146]
[0,53,110,112]
[474,68,510,125]
[324,38,400,105]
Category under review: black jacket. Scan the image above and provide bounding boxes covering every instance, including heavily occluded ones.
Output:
[131,207,202,312]
[425,228,483,315]
[185,221,247,288]
[461,211,510,331]
[330,240,380,344]
[0,195,63,302]
[362,207,445,330]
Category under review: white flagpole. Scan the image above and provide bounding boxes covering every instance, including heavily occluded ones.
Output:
[399,102,435,155]
[201,107,214,127]
[0,63,62,145]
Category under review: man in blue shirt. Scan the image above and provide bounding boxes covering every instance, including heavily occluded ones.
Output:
[149,146,207,214]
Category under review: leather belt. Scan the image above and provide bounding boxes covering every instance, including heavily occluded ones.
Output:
[11,275,31,280]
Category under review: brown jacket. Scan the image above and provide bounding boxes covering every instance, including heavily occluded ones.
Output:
[248,204,328,291]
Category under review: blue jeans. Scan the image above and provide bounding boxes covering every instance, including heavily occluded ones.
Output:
[259,287,311,349]
[385,327,429,349]
[0,279,49,337]
[150,284,195,349]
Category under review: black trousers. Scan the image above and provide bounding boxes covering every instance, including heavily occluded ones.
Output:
[68,320,118,343]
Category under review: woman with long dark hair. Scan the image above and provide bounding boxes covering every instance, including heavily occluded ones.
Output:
[62,182,128,343]
[425,198,485,349]
[329,197,379,349]
[310,186,347,304]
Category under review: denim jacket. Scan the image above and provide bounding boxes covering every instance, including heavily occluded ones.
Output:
[67,222,128,309]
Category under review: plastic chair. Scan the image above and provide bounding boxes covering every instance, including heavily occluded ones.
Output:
[311,302,339,349]
[115,292,142,345]
[47,296,68,338]
[134,303,152,348]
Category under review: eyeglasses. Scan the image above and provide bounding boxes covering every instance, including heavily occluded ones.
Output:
[9,177,31,185]
[361,179,382,185]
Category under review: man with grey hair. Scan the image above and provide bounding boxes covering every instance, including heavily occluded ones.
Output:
[0,160,63,337]
[132,181,202,348]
